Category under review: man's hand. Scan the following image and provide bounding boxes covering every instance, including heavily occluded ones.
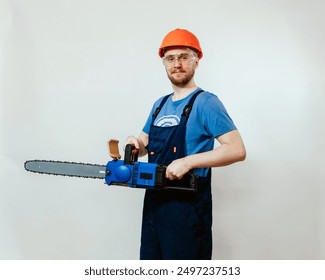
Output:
[165,158,191,180]
[125,136,141,150]
[125,132,149,157]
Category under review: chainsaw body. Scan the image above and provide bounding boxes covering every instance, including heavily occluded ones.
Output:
[105,143,198,191]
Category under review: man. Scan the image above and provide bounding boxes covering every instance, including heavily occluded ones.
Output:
[126,28,246,260]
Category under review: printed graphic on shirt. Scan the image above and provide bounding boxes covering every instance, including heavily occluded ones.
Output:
[154,115,180,127]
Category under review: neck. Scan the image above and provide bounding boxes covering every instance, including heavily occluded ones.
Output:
[171,81,198,101]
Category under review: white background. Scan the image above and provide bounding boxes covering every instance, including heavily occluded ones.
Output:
[1,0,324,259]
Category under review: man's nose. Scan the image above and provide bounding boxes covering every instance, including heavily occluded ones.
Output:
[173,58,182,67]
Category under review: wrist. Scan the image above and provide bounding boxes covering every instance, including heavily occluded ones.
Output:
[183,155,195,170]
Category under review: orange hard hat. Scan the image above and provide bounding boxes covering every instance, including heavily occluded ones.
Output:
[158,28,203,59]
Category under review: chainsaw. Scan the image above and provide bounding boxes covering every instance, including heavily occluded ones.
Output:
[24,139,198,191]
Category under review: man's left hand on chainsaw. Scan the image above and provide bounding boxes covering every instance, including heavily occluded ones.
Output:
[125,132,149,157]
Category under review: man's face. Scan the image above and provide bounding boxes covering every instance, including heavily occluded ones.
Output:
[163,47,199,87]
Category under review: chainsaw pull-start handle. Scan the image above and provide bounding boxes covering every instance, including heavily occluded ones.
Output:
[124,144,139,165]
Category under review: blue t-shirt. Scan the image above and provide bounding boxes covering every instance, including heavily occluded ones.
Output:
[143,88,237,177]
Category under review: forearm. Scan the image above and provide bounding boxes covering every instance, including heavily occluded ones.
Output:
[185,143,246,170]
[166,130,246,180]
[186,130,246,169]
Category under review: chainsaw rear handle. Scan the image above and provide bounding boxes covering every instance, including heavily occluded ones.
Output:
[155,165,198,191]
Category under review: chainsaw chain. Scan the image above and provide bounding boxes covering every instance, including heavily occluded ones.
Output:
[24,159,106,179]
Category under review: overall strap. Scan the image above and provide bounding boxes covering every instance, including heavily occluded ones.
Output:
[170,89,204,165]
[152,89,204,123]
[152,94,172,121]
[181,89,204,121]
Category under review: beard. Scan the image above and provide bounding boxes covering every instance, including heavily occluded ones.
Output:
[166,69,195,87]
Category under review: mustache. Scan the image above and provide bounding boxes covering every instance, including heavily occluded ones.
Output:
[171,70,186,74]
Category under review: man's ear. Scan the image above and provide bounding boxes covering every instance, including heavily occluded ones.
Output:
[194,57,199,69]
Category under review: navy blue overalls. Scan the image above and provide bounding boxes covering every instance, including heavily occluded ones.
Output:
[140,89,213,260]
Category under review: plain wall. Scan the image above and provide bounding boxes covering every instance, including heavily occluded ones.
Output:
[1,0,324,259]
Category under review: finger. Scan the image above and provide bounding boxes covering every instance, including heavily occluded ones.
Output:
[165,169,173,180]
[124,137,139,150]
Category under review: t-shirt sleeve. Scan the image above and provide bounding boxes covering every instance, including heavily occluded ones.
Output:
[202,95,237,137]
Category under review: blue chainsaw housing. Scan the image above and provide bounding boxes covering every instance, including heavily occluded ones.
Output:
[105,160,159,189]
[104,144,197,191]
